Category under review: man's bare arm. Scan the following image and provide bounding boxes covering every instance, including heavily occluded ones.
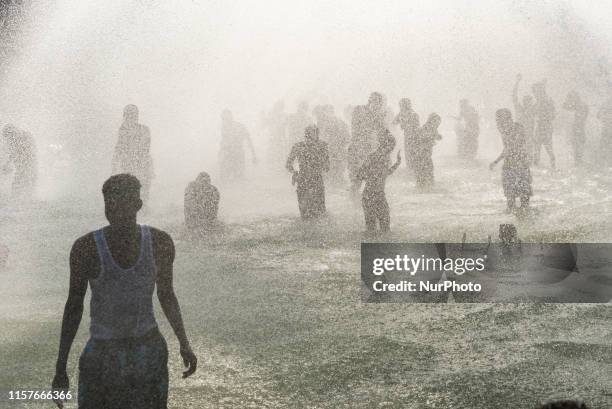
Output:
[153,229,197,378]
[55,237,90,374]
[52,236,92,408]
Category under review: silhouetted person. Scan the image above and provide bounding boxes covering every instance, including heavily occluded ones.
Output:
[184,171,220,235]
[112,104,154,206]
[490,108,532,214]
[393,98,420,172]
[287,101,312,146]
[219,109,256,183]
[596,92,612,165]
[52,174,197,409]
[512,74,536,163]
[262,100,288,171]
[532,80,556,169]
[286,125,329,219]
[413,113,442,191]
[562,91,589,166]
[455,99,480,160]
[1,124,37,199]
[315,104,350,186]
[536,401,590,409]
[348,92,388,196]
[355,129,401,233]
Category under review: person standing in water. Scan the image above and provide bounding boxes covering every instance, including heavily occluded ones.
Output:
[52,174,197,409]
[112,104,154,206]
[562,91,589,166]
[532,80,556,169]
[1,124,37,200]
[512,74,536,164]
[348,92,388,196]
[184,171,220,235]
[355,129,401,234]
[490,109,532,214]
[392,98,420,173]
[286,125,329,220]
[413,114,442,191]
[219,109,257,183]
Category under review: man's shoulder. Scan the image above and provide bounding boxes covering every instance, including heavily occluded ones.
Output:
[71,232,96,257]
[149,227,173,243]
[148,227,175,260]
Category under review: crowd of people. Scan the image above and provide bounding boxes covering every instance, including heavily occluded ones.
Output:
[3,75,612,237]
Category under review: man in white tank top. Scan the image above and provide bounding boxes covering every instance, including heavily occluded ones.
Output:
[52,174,197,409]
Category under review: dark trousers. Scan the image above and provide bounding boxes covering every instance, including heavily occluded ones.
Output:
[296,176,326,219]
[78,328,168,409]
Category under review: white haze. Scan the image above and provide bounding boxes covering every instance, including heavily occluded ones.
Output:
[0,0,611,204]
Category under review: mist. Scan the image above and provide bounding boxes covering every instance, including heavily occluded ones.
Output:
[0,0,610,204]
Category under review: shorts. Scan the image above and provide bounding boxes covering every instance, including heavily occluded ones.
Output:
[78,327,168,409]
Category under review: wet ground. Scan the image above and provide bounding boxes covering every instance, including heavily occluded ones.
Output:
[1,157,611,408]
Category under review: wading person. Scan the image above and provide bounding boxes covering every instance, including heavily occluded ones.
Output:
[413,113,442,191]
[219,109,257,183]
[286,125,329,219]
[1,124,37,199]
[52,174,197,409]
[184,171,220,235]
[112,104,154,206]
[348,92,389,197]
[355,129,401,234]
[490,109,532,214]
[392,98,420,173]
[562,91,589,166]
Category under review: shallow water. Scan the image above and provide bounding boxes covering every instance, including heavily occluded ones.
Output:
[1,159,611,408]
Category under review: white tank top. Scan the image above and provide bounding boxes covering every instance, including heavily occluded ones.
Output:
[90,225,158,339]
